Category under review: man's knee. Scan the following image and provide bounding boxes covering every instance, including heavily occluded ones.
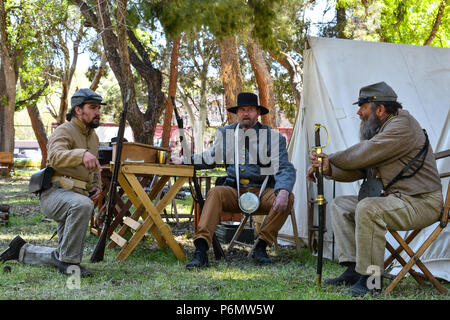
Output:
[69,198,94,219]
[205,186,224,201]
[355,197,379,223]
[330,196,351,217]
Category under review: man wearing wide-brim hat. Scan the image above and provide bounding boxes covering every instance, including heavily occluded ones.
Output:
[226,92,270,115]
[174,92,296,268]
[307,81,443,296]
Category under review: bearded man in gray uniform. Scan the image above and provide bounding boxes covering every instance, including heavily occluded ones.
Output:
[307,82,442,296]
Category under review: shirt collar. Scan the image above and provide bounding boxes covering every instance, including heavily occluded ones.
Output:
[71,117,92,136]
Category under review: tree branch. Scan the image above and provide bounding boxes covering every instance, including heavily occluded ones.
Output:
[15,82,49,108]
[424,0,448,46]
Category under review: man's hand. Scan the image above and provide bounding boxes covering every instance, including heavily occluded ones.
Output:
[306,150,331,183]
[170,153,183,165]
[83,151,101,171]
[88,186,101,200]
[272,189,290,214]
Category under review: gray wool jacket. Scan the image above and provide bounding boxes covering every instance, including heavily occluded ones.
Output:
[190,122,296,193]
[328,109,441,196]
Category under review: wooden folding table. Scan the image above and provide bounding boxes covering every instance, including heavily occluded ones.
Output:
[107,162,193,261]
[90,166,152,237]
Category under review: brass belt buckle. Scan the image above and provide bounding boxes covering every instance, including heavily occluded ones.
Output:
[240,178,250,185]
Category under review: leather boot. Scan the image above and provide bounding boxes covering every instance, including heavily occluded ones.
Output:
[324,262,360,286]
[252,239,271,265]
[345,274,383,297]
[186,238,209,269]
[0,236,26,263]
[52,251,93,278]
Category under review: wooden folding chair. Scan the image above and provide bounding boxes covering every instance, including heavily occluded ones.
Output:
[384,149,450,294]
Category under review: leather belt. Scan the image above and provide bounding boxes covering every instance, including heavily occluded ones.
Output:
[51,175,88,190]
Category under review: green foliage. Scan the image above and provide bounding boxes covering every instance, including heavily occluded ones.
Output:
[141,0,288,53]
[337,0,450,47]
[273,71,296,123]
[5,0,77,112]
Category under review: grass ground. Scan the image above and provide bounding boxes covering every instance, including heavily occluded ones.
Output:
[0,169,449,301]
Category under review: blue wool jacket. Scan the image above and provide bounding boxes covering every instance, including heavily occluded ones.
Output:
[190,122,296,193]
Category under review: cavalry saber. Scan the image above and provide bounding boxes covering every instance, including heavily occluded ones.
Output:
[170,96,225,260]
[314,123,326,286]
[90,89,130,263]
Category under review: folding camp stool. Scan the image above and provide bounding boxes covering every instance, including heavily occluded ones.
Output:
[227,208,301,257]
[384,149,450,294]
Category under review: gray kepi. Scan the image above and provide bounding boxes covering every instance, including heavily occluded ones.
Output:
[71,88,106,107]
[353,81,398,106]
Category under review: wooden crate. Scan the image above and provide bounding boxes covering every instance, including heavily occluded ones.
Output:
[0,152,13,177]
[111,142,170,164]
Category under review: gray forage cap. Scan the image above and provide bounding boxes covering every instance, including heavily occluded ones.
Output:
[71,88,106,107]
[353,81,398,105]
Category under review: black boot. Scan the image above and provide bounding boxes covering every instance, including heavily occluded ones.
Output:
[0,236,26,263]
[252,239,271,265]
[186,238,209,269]
[324,262,360,286]
[345,274,383,297]
[52,251,93,278]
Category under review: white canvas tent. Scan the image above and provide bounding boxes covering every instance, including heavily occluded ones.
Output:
[278,36,450,281]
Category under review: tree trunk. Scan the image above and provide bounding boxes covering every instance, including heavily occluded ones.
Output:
[26,104,48,168]
[93,0,164,145]
[162,35,181,148]
[246,36,277,128]
[94,0,143,142]
[0,0,16,153]
[336,6,347,39]
[57,80,69,125]
[90,51,107,91]
[0,64,6,152]
[73,0,166,145]
[177,84,196,129]
[55,25,82,126]
[195,70,208,153]
[116,0,135,101]
[218,36,242,124]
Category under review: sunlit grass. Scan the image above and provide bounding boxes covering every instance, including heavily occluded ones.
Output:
[0,170,449,300]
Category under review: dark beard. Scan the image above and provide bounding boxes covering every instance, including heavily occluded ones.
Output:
[88,120,100,129]
[359,112,381,140]
[81,111,100,128]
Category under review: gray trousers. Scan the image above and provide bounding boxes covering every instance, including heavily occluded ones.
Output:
[330,190,442,275]
[19,184,94,265]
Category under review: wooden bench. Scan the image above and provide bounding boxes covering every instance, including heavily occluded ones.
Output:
[0,152,13,177]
